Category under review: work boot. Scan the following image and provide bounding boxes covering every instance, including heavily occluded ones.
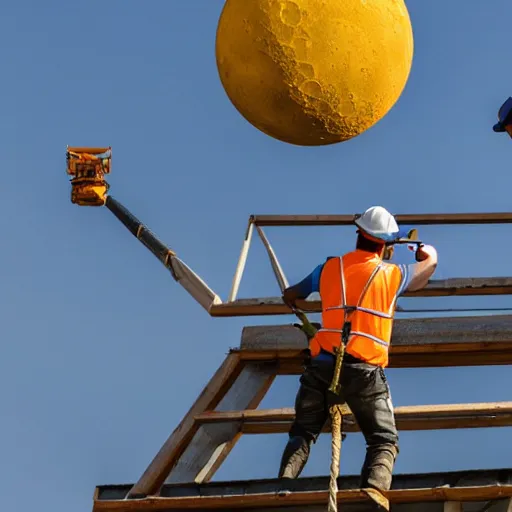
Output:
[278,435,311,479]
[360,443,398,492]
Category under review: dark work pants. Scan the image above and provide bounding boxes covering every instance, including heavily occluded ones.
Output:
[278,350,399,491]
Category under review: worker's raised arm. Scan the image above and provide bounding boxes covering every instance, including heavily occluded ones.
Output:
[402,244,438,292]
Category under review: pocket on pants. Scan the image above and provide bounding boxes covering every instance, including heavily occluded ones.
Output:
[375,367,392,396]
[343,365,379,400]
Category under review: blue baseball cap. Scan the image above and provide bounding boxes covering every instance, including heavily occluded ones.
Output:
[357,226,412,243]
[493,97,512,132]
[388,226,413,243]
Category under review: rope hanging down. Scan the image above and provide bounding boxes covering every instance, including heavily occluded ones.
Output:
[327,339,346,512]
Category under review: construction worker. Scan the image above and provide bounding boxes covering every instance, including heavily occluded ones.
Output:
[493,96,512,137]
[278,206,438,496]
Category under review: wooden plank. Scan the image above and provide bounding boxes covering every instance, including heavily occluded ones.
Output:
[94,486,512,511]
[194,402,512,434]
[210,278,512,317]
[165,363,276,485]
[239,348,512,371]
[127,353,244,499]
[197,363,275,483]
[97,472,512,499]
[237,320,512,369]
[95,468,512,511]
[251,212,512,227]
[93,486,512,511]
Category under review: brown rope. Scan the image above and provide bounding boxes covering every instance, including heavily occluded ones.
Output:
[328,403,343,512]
[327,343,346,512]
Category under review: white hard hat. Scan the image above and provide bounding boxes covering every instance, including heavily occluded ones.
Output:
[354,206,407,242]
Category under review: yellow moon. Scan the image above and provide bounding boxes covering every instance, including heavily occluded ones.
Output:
[215,0,414,146]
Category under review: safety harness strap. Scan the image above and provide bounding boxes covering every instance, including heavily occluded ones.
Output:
[325,305,393,319]
[317,256,395,350]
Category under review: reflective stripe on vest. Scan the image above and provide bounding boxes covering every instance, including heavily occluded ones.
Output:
[315,256,398,351]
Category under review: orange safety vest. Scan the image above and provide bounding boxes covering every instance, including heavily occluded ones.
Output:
[308,250,403,367]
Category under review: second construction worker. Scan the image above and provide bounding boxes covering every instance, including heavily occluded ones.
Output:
[278,206,438,495]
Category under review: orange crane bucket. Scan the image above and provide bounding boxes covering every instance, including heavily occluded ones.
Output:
[66,146,112,206]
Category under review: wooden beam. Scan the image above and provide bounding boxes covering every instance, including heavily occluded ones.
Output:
[94,468,512,511]
[93,488,512,511]
[239,348,512,372]
[127,353,244,499]
[95,469,512,512]
[165,363,276,485]
[210,277,512,317]
[237,319,512,369]
[194,402,512,434]
[251,212,512,227]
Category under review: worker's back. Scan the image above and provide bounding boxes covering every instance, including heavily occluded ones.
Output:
[279,207,438,498]
[311,249,403,366]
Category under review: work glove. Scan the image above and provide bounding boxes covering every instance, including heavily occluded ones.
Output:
[293,322,321,340]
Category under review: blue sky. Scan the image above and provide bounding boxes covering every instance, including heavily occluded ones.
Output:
[1,1,512,511]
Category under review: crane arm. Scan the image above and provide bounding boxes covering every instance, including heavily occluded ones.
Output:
[105,195,222,313]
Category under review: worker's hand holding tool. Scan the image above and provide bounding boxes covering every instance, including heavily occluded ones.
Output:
[414,244,436,262]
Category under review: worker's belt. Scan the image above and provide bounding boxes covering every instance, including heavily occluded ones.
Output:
[314,350,336,362]
[314,350,365,364]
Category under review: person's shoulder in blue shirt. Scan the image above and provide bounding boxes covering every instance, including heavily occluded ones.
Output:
[286,257,420,300]
[289,256,336,298]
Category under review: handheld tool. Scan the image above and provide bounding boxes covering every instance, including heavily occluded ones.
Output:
[383,228,422,261]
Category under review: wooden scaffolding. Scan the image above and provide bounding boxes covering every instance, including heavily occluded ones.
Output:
[90,203,512,511]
